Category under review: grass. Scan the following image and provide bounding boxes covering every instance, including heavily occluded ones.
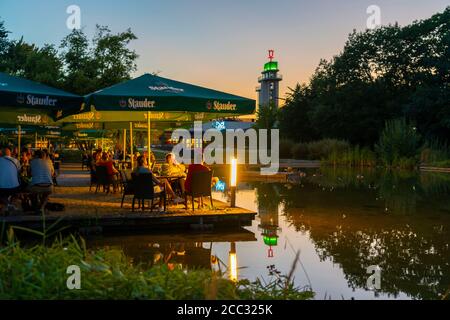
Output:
[0,231,314,300]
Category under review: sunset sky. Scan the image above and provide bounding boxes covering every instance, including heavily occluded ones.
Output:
[1,0,448,100]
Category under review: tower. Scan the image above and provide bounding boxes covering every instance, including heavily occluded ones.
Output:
[256,50,282,108]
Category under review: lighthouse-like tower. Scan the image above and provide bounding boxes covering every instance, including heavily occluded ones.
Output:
[256,50,282,108]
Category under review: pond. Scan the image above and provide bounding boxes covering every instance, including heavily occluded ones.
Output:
[89,168,450,300]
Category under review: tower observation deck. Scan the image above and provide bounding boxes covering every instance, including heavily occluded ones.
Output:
[256,50,282,108]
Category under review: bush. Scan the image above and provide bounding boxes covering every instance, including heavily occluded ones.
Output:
[290,139,350,160]
[375,118,422,168]
[291,143,309,159]
[279,139,294,158]
[0,235,314,300]
[420,139,450,166]
[322,145,376,167]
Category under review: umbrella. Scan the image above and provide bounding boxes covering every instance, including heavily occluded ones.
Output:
[60,73,256,166]
[0,72,83,153]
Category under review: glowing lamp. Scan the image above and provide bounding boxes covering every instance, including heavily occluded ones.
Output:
[229,242,237,282]
[230,158,237,187]
[230,158,237,207]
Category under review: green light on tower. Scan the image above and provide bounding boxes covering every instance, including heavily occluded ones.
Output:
[263,235,278,246]
[264,61,278,71]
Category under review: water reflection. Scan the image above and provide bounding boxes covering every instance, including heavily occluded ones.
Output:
[88,168,450,299]
[89,230,256,281]
[259,168,450,299]
[256,183,282,258]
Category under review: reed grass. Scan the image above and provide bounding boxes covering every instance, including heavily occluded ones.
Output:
[0,230,314,300]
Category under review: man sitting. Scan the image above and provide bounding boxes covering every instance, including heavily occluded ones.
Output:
[132,156,183,209]
[160,153,186,195]
[0,146,21,214]
[29,149,54,214]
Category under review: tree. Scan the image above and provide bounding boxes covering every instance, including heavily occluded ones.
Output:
[92,25,138,89]
[59,28,98,95]
[279,7,450,146]
[255,102,279,129]
[1,38,62,87]
[59,26,138,95]
[0,20,10,71]
[279,84,318,142]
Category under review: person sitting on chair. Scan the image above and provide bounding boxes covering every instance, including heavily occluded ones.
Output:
[29,149,54,214]
[96,152,119,192]
[0,146,21,215]
[160,152,186,195]
[132,156,183,208]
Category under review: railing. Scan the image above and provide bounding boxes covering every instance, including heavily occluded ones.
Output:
[258,73,283,82]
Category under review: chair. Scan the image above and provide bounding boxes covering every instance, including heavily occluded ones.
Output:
[95,166,114,193]
[81,157,89,170]
[120,170,134,208]
[184,170,213,211]
[89,169,97,191]
[131,173,166,212]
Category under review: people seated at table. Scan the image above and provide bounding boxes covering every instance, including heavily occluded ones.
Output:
[90,151,101,172]
[184,157,219,195]
[160,153,186,195]
[20,149,30,167]
[29,149,54,214]
[96,152,119,191]
[161,153,186,177]
[0,146,22,214]
[144,151,156,170]
[132,155,184,206]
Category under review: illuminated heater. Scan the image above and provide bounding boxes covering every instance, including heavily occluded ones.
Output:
[230,158,237,207]
[229,242,237,282]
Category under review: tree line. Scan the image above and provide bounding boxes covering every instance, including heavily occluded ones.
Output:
[0,20,138,95]
[275,7,449,147]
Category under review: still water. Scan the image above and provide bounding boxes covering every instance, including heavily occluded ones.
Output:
[90,168,450,300]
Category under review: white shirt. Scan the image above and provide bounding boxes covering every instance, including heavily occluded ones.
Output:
[0,156,21,189]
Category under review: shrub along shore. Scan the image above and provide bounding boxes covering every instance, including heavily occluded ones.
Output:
[0,232,314,300]
[279,119,450,170]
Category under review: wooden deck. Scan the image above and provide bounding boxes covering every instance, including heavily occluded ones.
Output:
[1,164,256,233]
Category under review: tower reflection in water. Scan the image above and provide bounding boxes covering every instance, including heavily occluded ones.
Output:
[256,184,282,258]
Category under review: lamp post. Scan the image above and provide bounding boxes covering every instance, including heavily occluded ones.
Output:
[123,129,127,161]
[147,111,151,168]
[228,242,237,282]
[129,122,134,168]
[230,158,237,207]
[17,125,21,156]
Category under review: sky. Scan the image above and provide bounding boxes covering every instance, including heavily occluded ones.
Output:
[1,0,448,100]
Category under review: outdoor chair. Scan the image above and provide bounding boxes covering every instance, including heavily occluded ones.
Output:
[184,170,213,211]
[89,169,97,191]
[81,157,89,170]
[94,166,114,193]
[120,170,134,208]
[131,172,166,212]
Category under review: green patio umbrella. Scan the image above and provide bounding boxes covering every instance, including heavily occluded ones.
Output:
[85,73,255,115]
[0,72,83,153]
[60,73,256,166]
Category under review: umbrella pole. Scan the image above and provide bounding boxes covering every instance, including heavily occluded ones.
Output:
[147,111,151,168]
[17,125,21,156]
[35,131,38,149]
[130,122,134,168]
[123,129,127,161]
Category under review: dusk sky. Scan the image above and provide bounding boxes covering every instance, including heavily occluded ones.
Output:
[1,0,448,99]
